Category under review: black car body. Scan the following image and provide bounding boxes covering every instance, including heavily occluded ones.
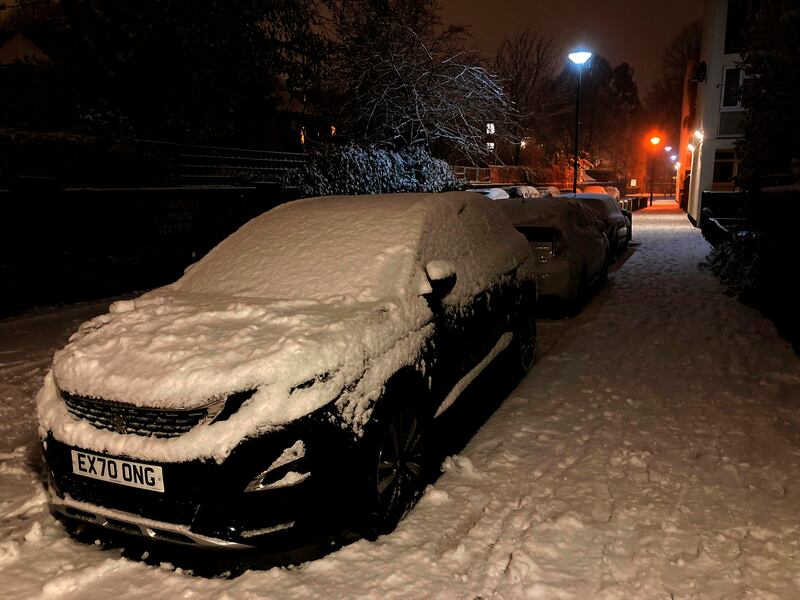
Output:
[38,192,538,551]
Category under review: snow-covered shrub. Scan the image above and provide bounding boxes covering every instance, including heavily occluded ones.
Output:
[708,232,762,299]
[285,144,459,197]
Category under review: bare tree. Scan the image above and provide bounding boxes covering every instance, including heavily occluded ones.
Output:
[494,25,563,165]
[643,21,701,142]
[323,0,512,162]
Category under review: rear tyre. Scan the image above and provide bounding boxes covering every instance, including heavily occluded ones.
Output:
[360,399,429,539]
[512,311,537,375]
[598,258,609,286]
[568,267,589,316]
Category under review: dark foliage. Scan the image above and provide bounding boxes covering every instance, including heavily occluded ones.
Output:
[736,0,800,188]
[707,0,800,351]
[1,0,325,145]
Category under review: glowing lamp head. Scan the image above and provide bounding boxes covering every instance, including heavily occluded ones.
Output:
[675,162,681,170]
[688,143,696,152]
[649,136,661,146]
[568,51,592,65]
[664,146,672,152]
[694,130,703,141]
[670,154,678,161]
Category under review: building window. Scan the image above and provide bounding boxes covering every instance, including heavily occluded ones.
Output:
[721,67,743,108]
[711,149,738,191]
[486,123,495,135]
[486,141,495,151]
[719,67,745,137]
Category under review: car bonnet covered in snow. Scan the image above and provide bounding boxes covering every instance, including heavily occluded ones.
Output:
[39,192,532,462]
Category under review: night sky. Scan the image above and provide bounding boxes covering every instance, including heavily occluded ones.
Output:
[438,0,703,94]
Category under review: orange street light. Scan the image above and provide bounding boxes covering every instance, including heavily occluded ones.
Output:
[647,135,662,205]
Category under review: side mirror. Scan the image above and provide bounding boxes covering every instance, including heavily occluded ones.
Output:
[423,260,457,301]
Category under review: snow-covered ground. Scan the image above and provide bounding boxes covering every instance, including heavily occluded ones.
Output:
[2,199,799,599]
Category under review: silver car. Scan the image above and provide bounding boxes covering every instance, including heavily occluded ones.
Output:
[496,197,608,304]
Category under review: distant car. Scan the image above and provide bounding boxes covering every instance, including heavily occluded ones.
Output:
[604,186,621,199]
[467,187,510,200]
[497,197,608,304]
[39,192,538,552]
[562,192,630,257]
[503,185,540,199]
[535,186,560,197]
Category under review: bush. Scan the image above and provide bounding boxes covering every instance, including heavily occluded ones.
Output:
[707,186,800,349]
[708,231,762,300]
[285,144,459,197]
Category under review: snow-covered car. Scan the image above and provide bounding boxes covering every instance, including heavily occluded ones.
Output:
[38,192,538,551]
[466,187,510,200]
[562,192,630,257]
[604,186,621,199]
[503,185,540,199]
[497,197,608,303]
[582,185,607,195]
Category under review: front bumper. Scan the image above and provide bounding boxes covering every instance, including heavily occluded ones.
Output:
[43,415,352,550]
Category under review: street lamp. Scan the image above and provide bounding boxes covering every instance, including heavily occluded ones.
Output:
[649,135,661,206]
[664,146,673,152]
[568,50,592,193]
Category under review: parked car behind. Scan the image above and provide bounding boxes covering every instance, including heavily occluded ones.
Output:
[466,187,510,200]
[562,192,630,258]
[497,197,608,304]
[535,186,560,197]
[39,192,538,552]
[503,185,540,199]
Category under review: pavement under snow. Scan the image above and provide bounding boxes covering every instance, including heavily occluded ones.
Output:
[1,199,799,599]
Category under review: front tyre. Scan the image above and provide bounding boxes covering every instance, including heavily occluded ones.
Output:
[360,400,428,538]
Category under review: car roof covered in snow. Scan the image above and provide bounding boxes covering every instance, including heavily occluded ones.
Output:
[495,196,602,235]
[174,192,529,303]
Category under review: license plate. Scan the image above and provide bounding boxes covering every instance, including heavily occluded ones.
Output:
[71,450,164,493]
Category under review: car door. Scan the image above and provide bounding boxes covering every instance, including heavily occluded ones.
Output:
[418,196,511,413]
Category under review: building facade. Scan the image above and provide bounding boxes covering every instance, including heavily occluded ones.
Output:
[685,0,748,223]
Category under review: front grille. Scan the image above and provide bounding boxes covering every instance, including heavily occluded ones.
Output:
[62,392,209,438]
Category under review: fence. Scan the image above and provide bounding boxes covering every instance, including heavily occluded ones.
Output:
[0,185,299,317]
[137,140,307,186]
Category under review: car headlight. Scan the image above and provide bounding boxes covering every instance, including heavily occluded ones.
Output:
[244,440,309,492]
[210,389,257,424]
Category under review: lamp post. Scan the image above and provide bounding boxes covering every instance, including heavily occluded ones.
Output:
[648,136,661,206]
[568,50,591,193]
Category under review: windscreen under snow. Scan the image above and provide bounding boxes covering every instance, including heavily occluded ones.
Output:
[174,195,429,302]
